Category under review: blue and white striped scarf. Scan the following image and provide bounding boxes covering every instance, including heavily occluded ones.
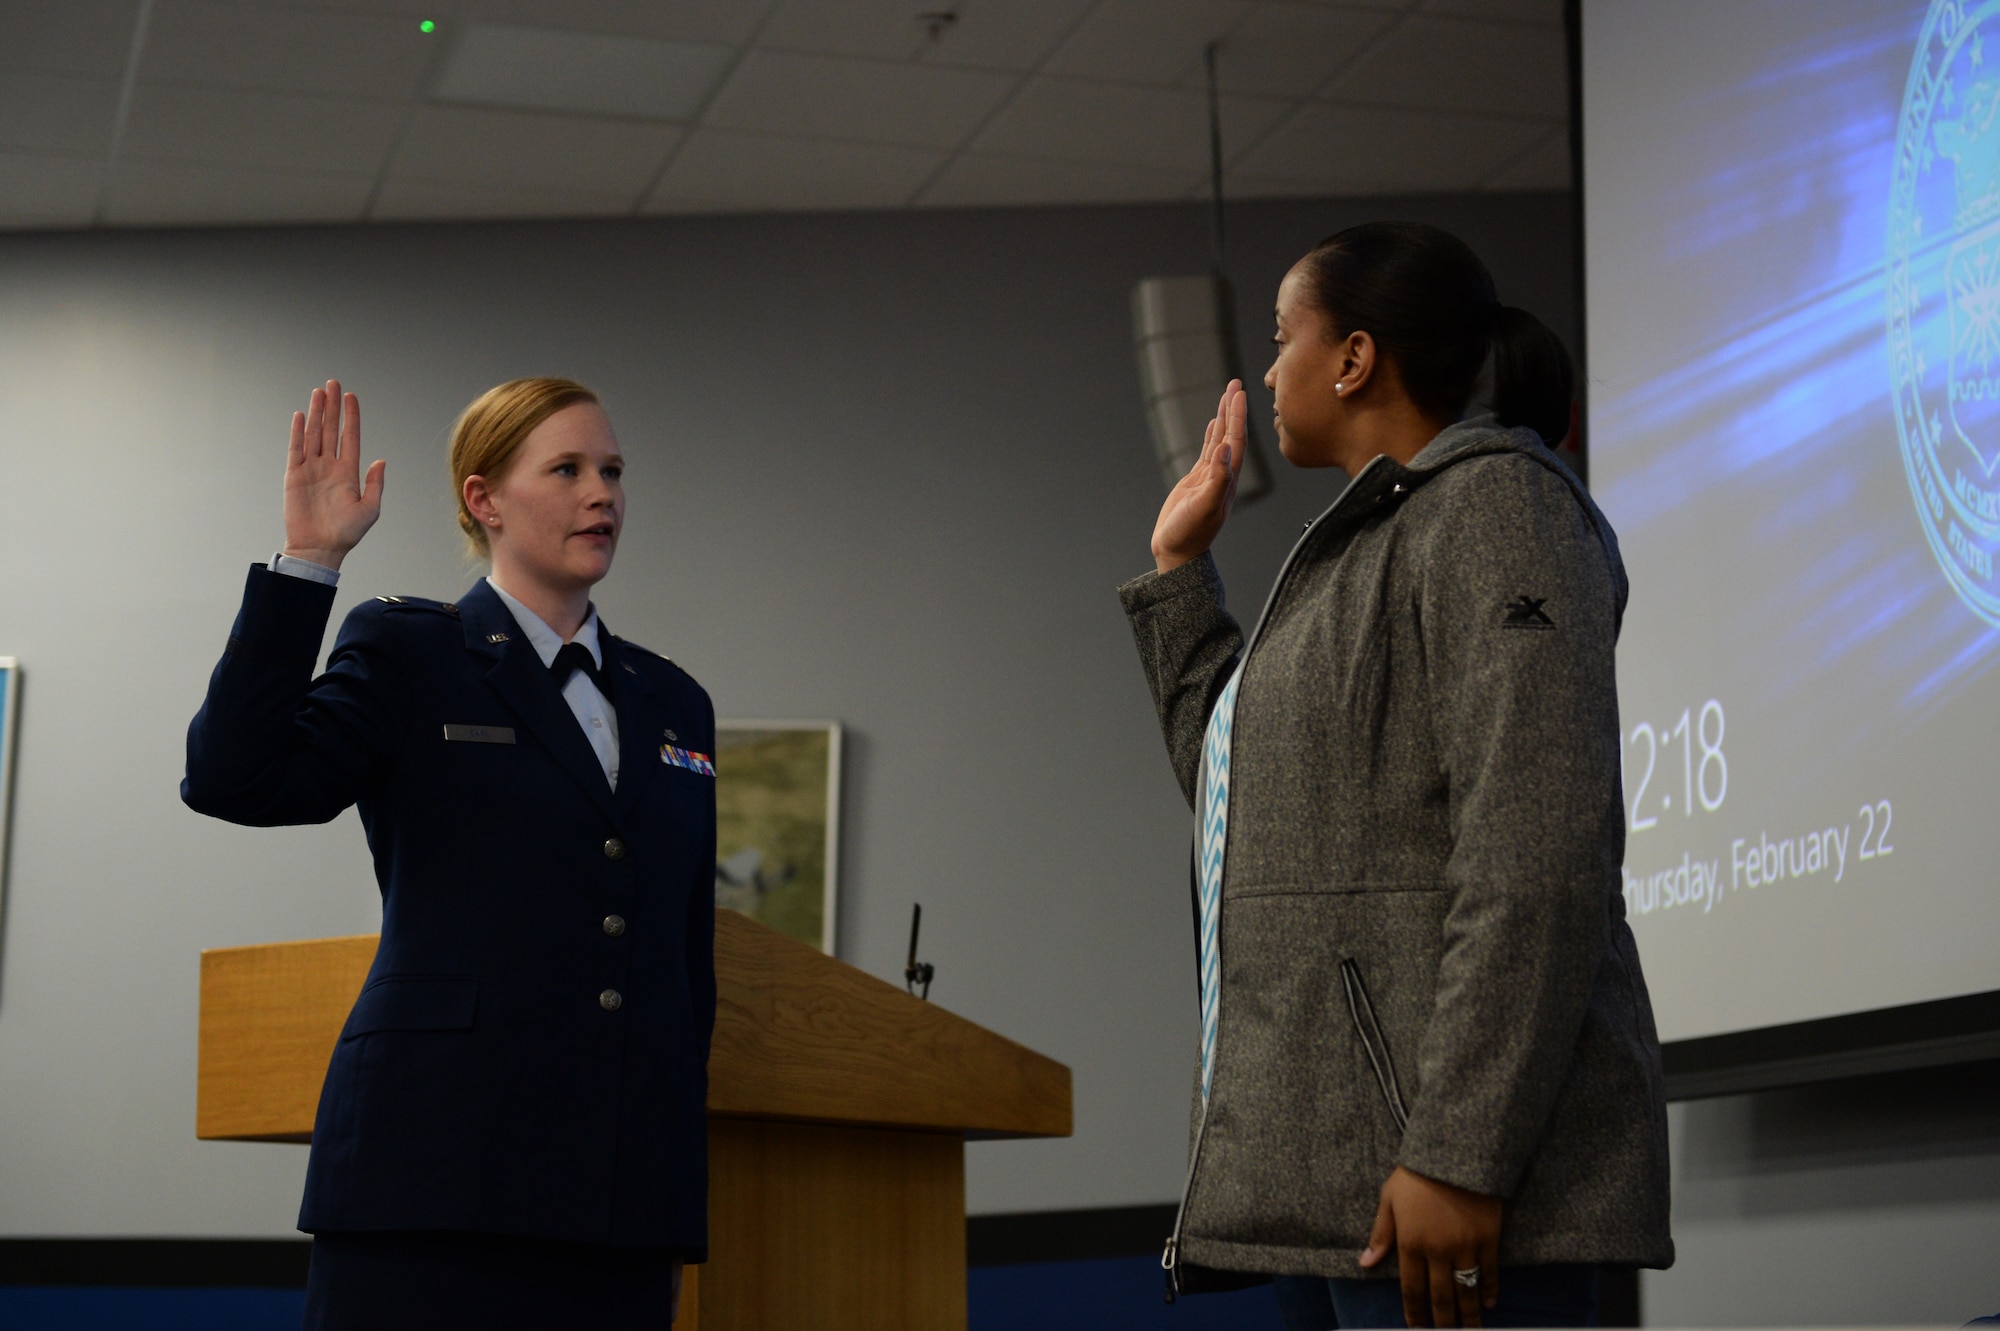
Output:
[1193,664,1245,1102]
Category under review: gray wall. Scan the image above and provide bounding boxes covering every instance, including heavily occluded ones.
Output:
[1642,1066,2000,1325]
[0,193,1574,1238]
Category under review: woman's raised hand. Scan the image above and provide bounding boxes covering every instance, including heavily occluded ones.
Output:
[1150,380,1247,574]
[282,379,385,570]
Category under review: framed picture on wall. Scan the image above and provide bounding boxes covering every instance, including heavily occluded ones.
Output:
[0,658,18,924]
[713,720,842,955]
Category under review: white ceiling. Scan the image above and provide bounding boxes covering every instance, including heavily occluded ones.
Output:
[0,0,1568,230]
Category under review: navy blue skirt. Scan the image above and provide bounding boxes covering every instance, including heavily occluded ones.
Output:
[302,1230,684,1330]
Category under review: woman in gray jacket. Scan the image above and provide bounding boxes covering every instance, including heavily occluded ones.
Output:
[1122,222,1671,1329]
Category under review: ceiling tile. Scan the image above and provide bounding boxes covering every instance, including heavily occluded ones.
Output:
[243,0,438,15]
[370,175,636,220]
[1040,0,1252,86]
[388,104,682,194]
[1190,3,1400,97]
[756,0,948,61]
[757,0,1097,71]
[435,23,733,121]
[142,0,436,99]
[0,74,122,157]
[643,128,944,213]
[1422,0,1562,27]
[1481,122,1568,189]
[915,0,1100,71]
[119,84,407,174]
[0,0,143,79]
[916,151,1203,208]
[971,77,1290,172]
[702,50,1016,150]
[454,0,766,46]
[0,153,104,229]
[103,160,373,225]
[1319,13,1565,118]
[1233,100,1548,193]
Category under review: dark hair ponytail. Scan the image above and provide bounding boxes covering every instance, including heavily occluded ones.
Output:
[1488,304,1575,445]
[1301,222,1575,445]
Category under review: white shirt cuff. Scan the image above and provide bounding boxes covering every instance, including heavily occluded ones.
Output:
[270,552,340,586]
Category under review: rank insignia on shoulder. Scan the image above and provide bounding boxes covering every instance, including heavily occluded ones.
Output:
[376,596,458,616]
[660,744,715,777]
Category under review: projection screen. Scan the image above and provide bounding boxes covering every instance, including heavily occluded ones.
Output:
[1586,0,2000,1082]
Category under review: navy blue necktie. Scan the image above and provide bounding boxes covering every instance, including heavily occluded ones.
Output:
[550,641,607,696]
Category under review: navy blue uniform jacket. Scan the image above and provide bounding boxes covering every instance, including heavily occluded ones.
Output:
[183,566,716,1255]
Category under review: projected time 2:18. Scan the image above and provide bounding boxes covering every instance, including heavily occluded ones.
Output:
[1625,700,1726,832]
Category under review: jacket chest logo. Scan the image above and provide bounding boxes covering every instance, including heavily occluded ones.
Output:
[1501,595,1555,630]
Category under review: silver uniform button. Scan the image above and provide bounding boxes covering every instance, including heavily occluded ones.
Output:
[603,838,626,861]
[603,914,626,937]
[599,988,623,1011]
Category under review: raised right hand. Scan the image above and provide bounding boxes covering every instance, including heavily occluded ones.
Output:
[282,379,384,569]
[1150,379,1247,574]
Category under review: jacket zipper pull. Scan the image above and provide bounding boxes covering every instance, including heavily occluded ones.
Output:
[1161,1237,1178,1304]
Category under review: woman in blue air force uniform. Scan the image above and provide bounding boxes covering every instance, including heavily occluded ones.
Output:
[183,377,715,1329]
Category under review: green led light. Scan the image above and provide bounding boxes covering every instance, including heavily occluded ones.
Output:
[419,19,436,33]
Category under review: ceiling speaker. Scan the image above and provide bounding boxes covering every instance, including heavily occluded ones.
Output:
[1131,273,1272,503]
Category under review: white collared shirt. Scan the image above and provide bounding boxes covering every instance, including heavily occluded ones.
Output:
[483,578,620,791]
[268,555,620,789]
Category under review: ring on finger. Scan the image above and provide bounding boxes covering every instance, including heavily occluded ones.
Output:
[1452,1266,1480,1289]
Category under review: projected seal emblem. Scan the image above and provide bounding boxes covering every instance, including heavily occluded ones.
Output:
[1890,1,2000,624]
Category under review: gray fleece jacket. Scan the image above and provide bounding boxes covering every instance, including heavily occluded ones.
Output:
[1121,419,1673,1284]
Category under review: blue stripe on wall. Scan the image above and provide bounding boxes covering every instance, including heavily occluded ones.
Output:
[969,1255,1278,1330]
[2,1259,1279,1330]
[0,1287,308,1330]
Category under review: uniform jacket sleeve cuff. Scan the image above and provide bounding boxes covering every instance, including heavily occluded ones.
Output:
[227,562,340,666]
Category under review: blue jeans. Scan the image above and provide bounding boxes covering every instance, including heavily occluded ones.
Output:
[1274,1264,1600,1329]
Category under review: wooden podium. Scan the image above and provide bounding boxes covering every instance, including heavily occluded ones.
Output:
[197,911,1072,1330]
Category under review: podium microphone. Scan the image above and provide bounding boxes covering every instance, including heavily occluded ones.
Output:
[905,903,935,1000]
